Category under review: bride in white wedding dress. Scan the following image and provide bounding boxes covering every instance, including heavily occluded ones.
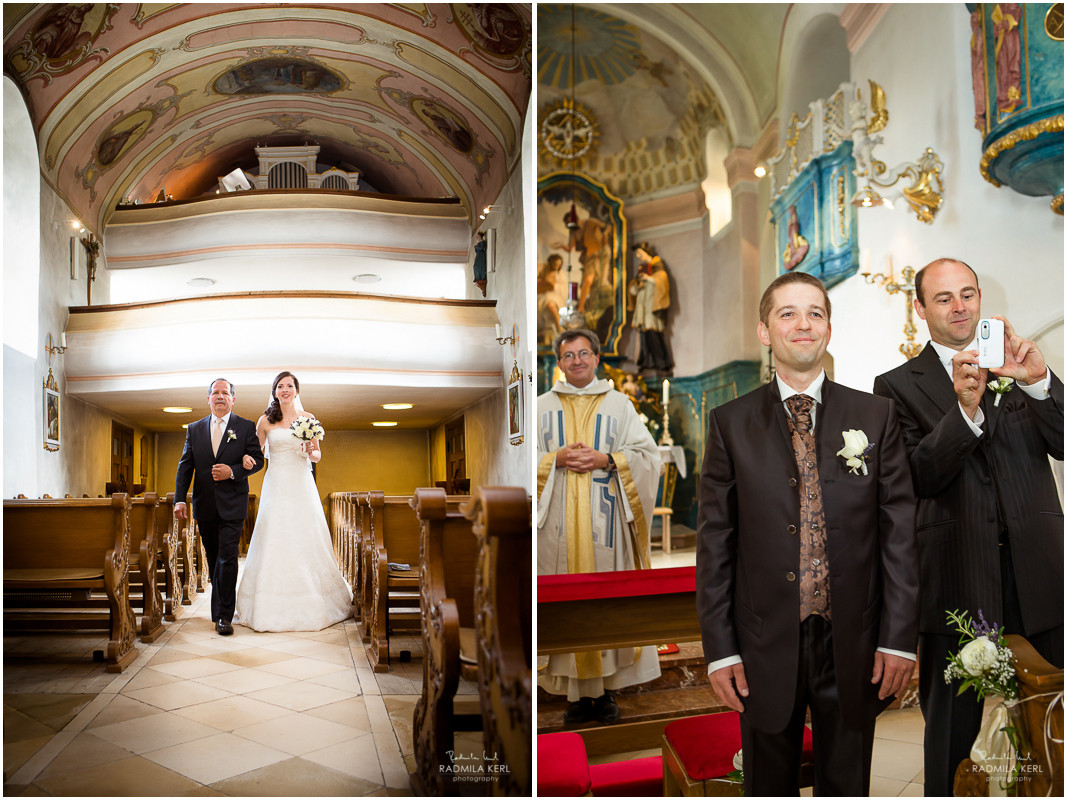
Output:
[234,371,352,632]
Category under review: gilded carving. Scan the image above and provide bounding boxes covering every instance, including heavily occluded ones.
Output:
[979,115,1066,186]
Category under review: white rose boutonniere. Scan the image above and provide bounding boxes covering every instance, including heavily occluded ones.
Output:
[836,429,874,475]
[987,376,1014,407]
[226,429,236,441]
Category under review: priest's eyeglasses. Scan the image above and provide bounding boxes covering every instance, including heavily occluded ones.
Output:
[559,349,595,362]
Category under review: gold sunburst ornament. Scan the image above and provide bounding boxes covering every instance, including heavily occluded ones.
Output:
[539,97,599,167]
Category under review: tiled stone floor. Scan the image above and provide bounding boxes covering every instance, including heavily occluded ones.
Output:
[3,571,476,796]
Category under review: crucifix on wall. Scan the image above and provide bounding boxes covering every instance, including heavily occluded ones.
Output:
[862,262,922,359]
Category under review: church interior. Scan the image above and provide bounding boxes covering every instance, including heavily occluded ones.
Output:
[532,3,1061,798]
[3,2,1064,798]
[4,3,532,795]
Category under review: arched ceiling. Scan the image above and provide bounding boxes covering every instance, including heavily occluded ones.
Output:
[3,3,532,233]
[535,3,789,200]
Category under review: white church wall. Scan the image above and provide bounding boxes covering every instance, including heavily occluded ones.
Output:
[4,76,40,497]
[829,3,1062,392]
[435,97,531,492]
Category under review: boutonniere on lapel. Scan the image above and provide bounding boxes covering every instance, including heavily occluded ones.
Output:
[836,429,875,476]
[226,429,237,442]
[987,377,1014,407]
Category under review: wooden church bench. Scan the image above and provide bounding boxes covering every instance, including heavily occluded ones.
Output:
[466,486,532,796]
[3,494,138,673]
[411,487,482,795]
[538,566,701,755]
[127,493,166,642]
[365,492,422,671]
[155,493,183,620]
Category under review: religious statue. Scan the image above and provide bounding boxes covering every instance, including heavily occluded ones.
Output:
[472,231,487,296]
[992,3,1022,114]
[627,242,673,375]
[970,9,988,131]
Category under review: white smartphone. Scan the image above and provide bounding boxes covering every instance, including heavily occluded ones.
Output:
[977,318,1005,368]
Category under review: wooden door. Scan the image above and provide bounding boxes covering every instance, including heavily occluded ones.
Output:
[111,422,134,490]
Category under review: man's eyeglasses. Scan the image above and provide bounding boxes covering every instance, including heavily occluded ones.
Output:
[559,349,595,363]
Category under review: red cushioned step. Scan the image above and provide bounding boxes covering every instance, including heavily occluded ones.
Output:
[590,755,663,797]
[664,712,814,781]
[537,731,592,796]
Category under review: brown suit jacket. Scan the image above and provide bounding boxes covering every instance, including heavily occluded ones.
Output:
[874,344,1064,636]
[696,378,918,732]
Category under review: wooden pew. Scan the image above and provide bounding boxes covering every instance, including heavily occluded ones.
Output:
[537,566,701,756]
[128,493,166,642]
[155,493,183,620]
[365,492,422,670]
[411,487,483,795]
[350,492,368,621]
[3,494,138,673]
[465,486,532,796]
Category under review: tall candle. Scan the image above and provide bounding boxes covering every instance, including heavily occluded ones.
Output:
[663,379,669,405]
[495,323,501,339]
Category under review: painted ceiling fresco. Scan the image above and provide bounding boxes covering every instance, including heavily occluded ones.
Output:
[3,3,532,233]
[536,3,724,200]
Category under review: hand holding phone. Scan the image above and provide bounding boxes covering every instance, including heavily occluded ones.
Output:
[977,318,1005,369]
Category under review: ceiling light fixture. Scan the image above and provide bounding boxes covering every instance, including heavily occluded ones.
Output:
[187,278,215,287]
[381,403,413,410]
[353,273,382,284]
[753,164,767,178]
[163,406,193,413]
[372,421,398,427]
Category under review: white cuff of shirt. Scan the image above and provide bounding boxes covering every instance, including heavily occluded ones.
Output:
[877,646,916,661]
[1017,368,1051,398]
[709,648,914,675]
[960,402,985,437]
[707,654,743,675]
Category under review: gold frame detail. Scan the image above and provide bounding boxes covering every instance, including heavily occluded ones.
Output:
[979,115,1065,186]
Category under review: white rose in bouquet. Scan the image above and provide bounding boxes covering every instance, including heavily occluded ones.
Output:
[959,636,999,677]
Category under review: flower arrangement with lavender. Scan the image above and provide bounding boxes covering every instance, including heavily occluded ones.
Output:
[290,416,325,445]
[944,609,1017,699]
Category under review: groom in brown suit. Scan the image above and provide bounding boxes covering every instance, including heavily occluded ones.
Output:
[697,272,919,795]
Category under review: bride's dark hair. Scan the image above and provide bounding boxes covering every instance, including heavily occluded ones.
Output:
[265,371,300,423]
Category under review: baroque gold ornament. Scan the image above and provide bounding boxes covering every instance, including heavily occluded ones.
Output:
[539,97,599,166]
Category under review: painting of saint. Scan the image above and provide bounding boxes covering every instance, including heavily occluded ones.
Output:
[537,174,625,355]
[32,4,94,61]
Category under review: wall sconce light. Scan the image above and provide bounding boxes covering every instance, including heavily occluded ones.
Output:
[753,164,767,178]
[845,81,944,224]
[495,322,519,348]
[479,204,511,220]
[45,332,67,360]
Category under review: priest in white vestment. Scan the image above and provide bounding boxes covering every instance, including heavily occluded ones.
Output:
[537,328,662,725]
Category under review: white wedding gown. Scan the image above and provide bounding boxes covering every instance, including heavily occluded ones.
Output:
[235,428,352,631]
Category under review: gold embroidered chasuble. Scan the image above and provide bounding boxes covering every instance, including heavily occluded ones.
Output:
[536,379,662,698]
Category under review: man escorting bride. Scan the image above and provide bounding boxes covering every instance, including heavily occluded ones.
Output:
[234,370,353,632]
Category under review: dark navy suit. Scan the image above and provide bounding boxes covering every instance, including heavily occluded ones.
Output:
[175,413,264,623]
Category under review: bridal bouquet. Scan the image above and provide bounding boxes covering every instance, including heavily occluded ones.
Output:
[290,416,325,443]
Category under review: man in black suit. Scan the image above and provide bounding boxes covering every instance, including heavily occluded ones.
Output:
[698,271,918,795]
[874,258,1064,796]
[175,378,264,635]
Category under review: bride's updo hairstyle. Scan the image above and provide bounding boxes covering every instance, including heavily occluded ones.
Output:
[265,371,300,423]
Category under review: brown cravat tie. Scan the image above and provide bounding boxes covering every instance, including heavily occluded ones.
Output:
[784,394,830,621]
